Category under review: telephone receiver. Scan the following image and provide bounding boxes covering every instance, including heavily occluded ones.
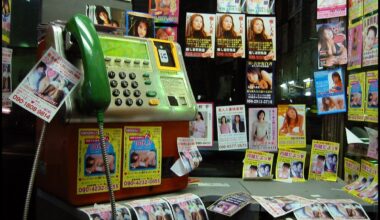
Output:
[64,14,111,117]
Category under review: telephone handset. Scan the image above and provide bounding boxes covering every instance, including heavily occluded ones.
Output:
[64,15,117,218]
[65,14,111,121]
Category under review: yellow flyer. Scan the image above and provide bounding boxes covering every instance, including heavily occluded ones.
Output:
[348,72,365,121]
[357,176,378,204]
[344,157,361,184]
[365,70,378,123]
[77,128,122,195]
[242,149,274,179]
[349,0,363,24]
[275,149,306,182]
[123,126,162,188]
[278,104,306,149]
[308,140,340,182]
[343,160,378,195]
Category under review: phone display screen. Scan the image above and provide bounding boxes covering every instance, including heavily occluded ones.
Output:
[99,36,149,60]
[153,41,176,68]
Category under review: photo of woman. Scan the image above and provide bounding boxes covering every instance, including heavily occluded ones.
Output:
[251,110,270,144]
[347,24,362,69]
[317,23,347,68]
[324,153,337,173]
[216,13,244,58]
[321,96,337,111]
[219,115,231,134]
[185,13,214,58]
[190,112,207,138]
[91,5,122,28]
[363,25,378,52]
[279,106,304,136]
[2,63,11,92]
[217,14,239,38]
[95,5,112,26]
[130,150,156,169]
[277,162,291,179]
[246,66,272,90]
[350,92,362,108]
[311,154,325,175]
[368,92,378,108]
[258,163,271,177]
[126,11,155,38]
[329,71,343,93]
[232,114,245,133]
[290,161,303,178]
[244,165,258,178]
[247,17,275,60]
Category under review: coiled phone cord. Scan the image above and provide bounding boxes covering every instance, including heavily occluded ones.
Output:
[23,121,47,220]
[98,121,117,220]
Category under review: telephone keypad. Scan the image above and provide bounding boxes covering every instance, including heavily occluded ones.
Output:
[123,89,131,97]
[131,81,138,89]
[129,72,136,80]
[108,71,115,79]
[126,98,133,106]
[134,90,141,97]
[115,98,122,106]
[136,99,143,106]
[121,80,128,88]
[119,72,126,79]
[146,91,157,97]
[149,98,160,106]
[112,89,120,97]
[106,56,158,108]
[110,80,118,88]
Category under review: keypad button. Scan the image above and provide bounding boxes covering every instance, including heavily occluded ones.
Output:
[123,89,131,97]
[134,90,141,97]
[131,81,138,89]
[105,57,111,62]
[115,58,121,62]
[126,98,133,106]
[146,91,157,97]
[143,60,149,65]
[143,73,150,77]
[124,59,131,64]
[134,60,140,65]
[136,98,143,106]
[108,71,115,79]
[112,89,120,97]
[110,80,118,88]
[115,98,122,106]
[149,99,160,106]
[119,71,126,79]
[121,80,128,88]
[144,80,152,85]
[129,72,136,80]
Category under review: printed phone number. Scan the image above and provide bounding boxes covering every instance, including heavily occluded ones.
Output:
[12,94,51,119]
[78,184,118,193]
[123,179,160,186]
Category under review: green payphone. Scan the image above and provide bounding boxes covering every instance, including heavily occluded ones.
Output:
[36,14,197,214]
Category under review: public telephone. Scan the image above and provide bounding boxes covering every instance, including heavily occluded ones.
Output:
[44,16,196,122]
[36,14,197,206]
